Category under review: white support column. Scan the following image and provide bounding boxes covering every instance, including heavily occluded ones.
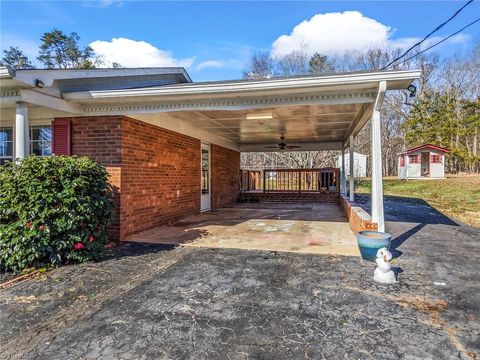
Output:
[371,81,387,232]
[349,135,355,202]
[341,147,347,195]
[15,101,29,160]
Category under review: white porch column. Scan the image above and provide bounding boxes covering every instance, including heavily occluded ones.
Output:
[349,135,355,202]
[15,101,30,160]
[341,147,347,195]
[371,81,386,232]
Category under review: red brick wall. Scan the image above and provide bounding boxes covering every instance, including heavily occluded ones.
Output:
[211,144,240,209]
[69,117,123,241]
[62,115,240,240]
[120,118,201,238]
[339,194,378,232]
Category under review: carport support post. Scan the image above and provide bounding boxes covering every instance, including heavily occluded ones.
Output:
[371,81,386,233]
[349,135,354,202]
[15,101,29,159]
[341,148,346,195]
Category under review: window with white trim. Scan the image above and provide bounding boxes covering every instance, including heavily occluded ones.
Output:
[0,127,13,165]
[30,125,52,156]
[0,125,52,165]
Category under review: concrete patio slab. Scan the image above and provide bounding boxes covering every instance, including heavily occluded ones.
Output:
[126,203,360,256]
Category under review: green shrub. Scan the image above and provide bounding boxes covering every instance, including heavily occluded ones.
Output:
[0,155,112,272]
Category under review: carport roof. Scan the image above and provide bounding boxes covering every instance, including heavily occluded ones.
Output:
[1,68,420,152]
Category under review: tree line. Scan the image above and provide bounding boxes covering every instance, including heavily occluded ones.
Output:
[0,29,121,70]
[241,44,479,175]
[2,29,478,174]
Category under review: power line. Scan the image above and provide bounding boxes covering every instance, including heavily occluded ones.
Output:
[394,17,480,67]
[383,0,475,69]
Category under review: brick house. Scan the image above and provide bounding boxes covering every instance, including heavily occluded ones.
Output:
[0,67,420,239]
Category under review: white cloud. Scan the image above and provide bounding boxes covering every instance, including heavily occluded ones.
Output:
[89,38,195,68]
[195,60,225,70]
[271,11,470,59]
[271,11,391,58]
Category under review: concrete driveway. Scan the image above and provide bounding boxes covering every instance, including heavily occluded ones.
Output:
[1,196,479,359]
[127,203,359,256]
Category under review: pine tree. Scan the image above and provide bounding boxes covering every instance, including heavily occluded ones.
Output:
[0,47,35,69]
[37,29,99,69]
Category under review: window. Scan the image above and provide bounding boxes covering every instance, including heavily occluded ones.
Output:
[409,155,420,164]
[0,125,52,165]
[0,127,13,165]
[30,126,52,156]
[431,154,442,163]
[399,155,405,167]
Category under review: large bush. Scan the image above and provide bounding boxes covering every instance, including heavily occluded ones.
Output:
[0,155,112,272]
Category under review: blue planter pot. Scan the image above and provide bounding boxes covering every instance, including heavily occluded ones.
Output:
[357,231,392,262]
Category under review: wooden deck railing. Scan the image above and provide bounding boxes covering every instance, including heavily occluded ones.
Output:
[240,168,340,193]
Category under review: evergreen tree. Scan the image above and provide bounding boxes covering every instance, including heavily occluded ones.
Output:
[404,92,480,173]
[0,46,35,69]
[308,52,333,75]
[37,29,99,69]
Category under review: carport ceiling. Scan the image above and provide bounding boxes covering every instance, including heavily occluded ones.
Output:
[134,103,368,151]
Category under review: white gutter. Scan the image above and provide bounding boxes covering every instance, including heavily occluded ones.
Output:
[64,70,421,101]
[0,67,13,79]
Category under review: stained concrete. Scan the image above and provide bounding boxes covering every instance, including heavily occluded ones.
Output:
[1,196,479,359]
[126,203,359,256]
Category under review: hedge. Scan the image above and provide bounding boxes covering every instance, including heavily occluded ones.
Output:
[0,155,112,272]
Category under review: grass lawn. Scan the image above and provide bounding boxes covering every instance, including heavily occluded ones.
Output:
[355,174,480,228]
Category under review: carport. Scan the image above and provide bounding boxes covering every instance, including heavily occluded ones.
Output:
[64,69,420,233]
[3,68,420,240]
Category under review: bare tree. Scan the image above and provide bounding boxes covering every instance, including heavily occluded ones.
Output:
[241,44,479,175]
[242,51,276,79]
[276,50,309,77]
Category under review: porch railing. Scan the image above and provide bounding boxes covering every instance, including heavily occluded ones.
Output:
[240,168,340,193]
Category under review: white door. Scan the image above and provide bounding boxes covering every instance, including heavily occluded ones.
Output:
[200,143,211,211]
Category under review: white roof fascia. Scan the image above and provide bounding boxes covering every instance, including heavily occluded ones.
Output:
[0,67,14,79]
[13,67,192,87]
[64,70,421,102]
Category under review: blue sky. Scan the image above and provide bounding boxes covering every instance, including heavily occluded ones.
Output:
[1,1,479,81]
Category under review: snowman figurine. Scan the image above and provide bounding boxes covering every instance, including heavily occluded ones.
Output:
[373,247,397,284]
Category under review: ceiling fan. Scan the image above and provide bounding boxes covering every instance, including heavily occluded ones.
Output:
[265,137,301,151]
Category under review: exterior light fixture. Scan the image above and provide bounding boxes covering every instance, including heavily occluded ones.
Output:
[246,113,273,120]
[35,79,45,88]
[404,84,417,106]
[407,84,416,97]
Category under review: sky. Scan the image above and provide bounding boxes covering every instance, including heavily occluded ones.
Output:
[1,1,479,81]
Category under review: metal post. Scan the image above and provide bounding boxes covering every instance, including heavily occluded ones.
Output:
[341,147,347,195]
[371,81,386,232]
[371,109,385,232]
[349,135,355,202]
[263,170,266,193]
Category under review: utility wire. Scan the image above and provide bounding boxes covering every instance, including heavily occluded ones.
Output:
[393,17,480,67]
[383,0,475,69]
